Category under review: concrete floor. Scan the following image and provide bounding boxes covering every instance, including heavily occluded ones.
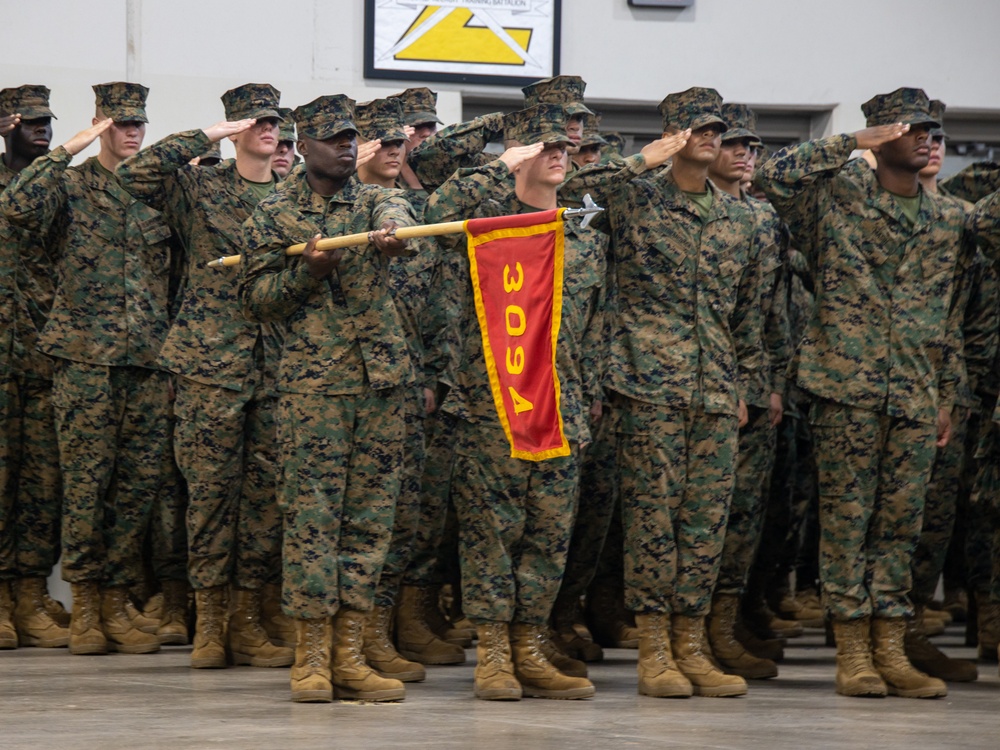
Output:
[1,625,996,750]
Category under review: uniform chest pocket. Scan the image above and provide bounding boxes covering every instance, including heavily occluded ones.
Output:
[138,215,173,246]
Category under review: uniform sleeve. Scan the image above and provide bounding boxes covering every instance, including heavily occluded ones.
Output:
[423,159,511,246]
[755,134,858,262]
[939,161,1000,205]
[0,146,70,237]
[964,254,999,402]
[419,250,453,387]
[937,238,976,411]
[731,217,767,402]
[116,130,209,222]
[239,200,325,323]
[407,113,504,192]
[970,190,1000,263]
[579,282,607,406]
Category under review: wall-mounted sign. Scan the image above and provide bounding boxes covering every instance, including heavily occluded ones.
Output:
[365,0,561,86]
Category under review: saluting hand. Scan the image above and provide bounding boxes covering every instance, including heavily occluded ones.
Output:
[63,118,113,156]
[499,142,545,173]
[640,129,691,170]
[203,119,256,143]
[854,122,908,151]
[0,113,21,137]
[357,139,382,169]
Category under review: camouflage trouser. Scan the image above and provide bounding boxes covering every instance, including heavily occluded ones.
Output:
[175,372,279,591]
[148,386,188,584]
[556,403,618,607]
[716,405,776,596]
[401,409,458,587]
[616,395,738,617]
[0,375,62,581]
[452,418,579,625]
[277,387,404,619]
[911,406,972,605]
[374,399,426,608]
[811,400,936,621]
[970,416,1000,599]
[53,361,170,587]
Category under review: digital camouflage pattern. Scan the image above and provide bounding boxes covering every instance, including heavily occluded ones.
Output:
[390,86,443,127]
[939,161,1000,205]
[756,134,967,425]
[407,112,504,193]
[504,103,573,147]
[93,82,149,122]
[658,87,728,133]
[860,87,939,128]
[274,388,404,617]
[0,148,171,368]
[52,361,171,586]
[811,400,937,620]
[521,75,593,116]
[452,418,579,625]
[616,395,738,616]
[720,103,761,146]
[0,85,55,120]
[292,94,357,141]
[220,83,282,121]
[355,97,408,144]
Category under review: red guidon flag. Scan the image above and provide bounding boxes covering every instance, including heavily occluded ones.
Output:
[465,208,570,461]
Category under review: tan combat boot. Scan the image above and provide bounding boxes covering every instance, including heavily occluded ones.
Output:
[331,609,405,701]
[510,622,595,699]
[69,582,107,655]
[585,581,639,648]
[635,613,692,698]
[474,621,521,700]
[975,592,999,662]
[123,596,159,634]
[363,604,425,682]
[156,580,189,645]
[442,584,478,644]
[261,582,296,648]
[734,614,785,661]
[101,587,160,653]
[540,627,589,678]
[395,585,466,665]
[191,586,227,668]
[0,581,17,649]
[291,617,333,703]
[42,588,71,628]
[707,594,777,679]
[671,614,747,697]
[871,617,947,698]
[905,607,977,683]
[552,595,603,663]
[832,618,886,697]
[227,588,293,667]
[13,578,69,647]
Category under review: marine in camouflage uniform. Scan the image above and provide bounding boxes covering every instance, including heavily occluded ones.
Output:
[705,103,791,679]
[757,88,968,698]
[240,94,415,704]
[0,86,67,649]
[271,107,299,180]
[565,87,762,698]
[423,102,600,701]
[0,82,172,656]
[116,83,293,668]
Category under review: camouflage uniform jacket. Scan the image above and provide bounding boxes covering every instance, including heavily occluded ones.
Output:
[940,162,1000,205]
[564,154,764,415]
[0,158,58,379]
[239,168,415,395]
[116,129,282,391]
[0,146,171,368]
[968,189,1000,422]
[407,113,504,193]
[745,194,791,409]
[961,249,998,409]
[424,159,608,445]
[757,134,967,425]
[783,247,816,418]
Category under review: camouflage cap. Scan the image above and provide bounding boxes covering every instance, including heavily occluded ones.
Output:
[720,103,761,145]
[276,107,297,142]
[929,99,947,139]
[355,98,408,144]
[93,81,149,123]
[578,113,608,149]
[522,75,594,117]
[603,131,626,156]
[221,83,282,122]
[391,86,442,126]
[658,87,727,133]
[293,94,357,141]
[504,104,573,147]
[0,85,56,120]
[861,87,939,128]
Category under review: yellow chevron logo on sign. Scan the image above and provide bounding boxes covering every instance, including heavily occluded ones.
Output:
[394,7,533,66]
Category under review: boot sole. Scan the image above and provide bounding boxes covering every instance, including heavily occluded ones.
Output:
[333,687,405,702]
[18,634,70,648]
[475,688,522,700]
[692,684,748,697]
[910,659,978,683]
[107,641,160,654]
[157,633,189,646]
[0,638,18,650]
[229,652,294,667]
[70,641,108,655]
[836,686,887,697]
[521,686,595,700]
[638,686,693,698]
[292,689,333,703]
[373,668,426,683]
[887,686,948,698]
[398,648,466,665]
[191,658,227,669]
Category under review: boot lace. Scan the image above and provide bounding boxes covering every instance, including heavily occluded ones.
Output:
[305,620,327,669]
